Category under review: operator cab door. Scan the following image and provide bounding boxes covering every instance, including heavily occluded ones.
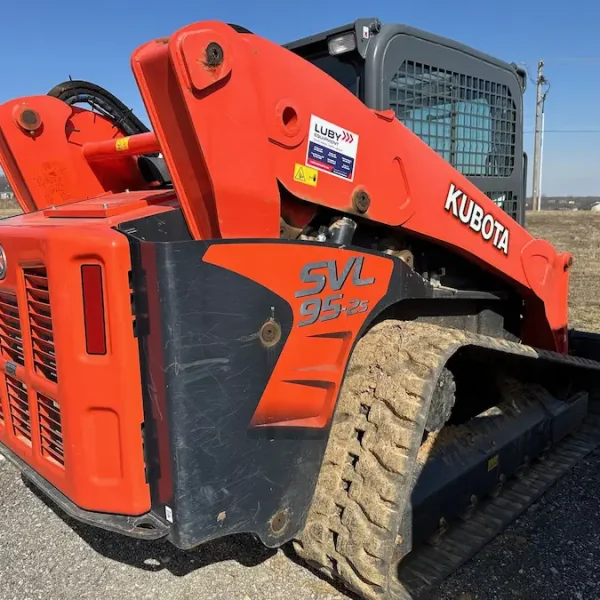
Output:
[364,25,526,224]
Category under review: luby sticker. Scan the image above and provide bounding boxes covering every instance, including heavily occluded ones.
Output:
[306,115,359,182]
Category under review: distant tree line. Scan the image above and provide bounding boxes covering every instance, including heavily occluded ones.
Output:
[525,196,600,211]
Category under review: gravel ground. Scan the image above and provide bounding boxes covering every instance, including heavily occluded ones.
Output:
[1,446,599,600]
[0,453,343,600]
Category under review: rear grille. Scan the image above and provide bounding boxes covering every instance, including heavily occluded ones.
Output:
[0,291,24,366]
[23,266,57,383]
[37,392,64,467]
[6,375,31,445]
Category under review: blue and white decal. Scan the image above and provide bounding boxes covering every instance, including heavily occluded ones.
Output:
[306,115,359,182]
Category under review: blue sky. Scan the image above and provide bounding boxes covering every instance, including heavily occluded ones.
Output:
[1,0,598,195]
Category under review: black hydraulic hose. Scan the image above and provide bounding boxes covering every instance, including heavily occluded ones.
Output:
[47,79,172,182]
[47,79,151,137]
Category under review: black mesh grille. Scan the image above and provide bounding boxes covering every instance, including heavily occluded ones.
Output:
[390,61,517,179]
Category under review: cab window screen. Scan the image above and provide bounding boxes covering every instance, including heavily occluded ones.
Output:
[389,61,516,179]
[307,53,362,98]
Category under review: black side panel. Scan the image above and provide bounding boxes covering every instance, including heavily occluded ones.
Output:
[117,208,192,242]
[568,329,600,363]
[137,239,304,549]
[123,233,434,550]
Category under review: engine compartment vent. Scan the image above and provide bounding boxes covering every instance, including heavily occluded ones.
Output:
[0,291,24,366]
[23,266,57,383]
[6,375,31,445]
[37,392,64,467]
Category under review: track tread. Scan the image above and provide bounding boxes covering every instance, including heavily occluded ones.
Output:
[397,408,600,598]
[292,320,600,600]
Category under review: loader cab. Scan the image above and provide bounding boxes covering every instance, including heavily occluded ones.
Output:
[285,19,528,225]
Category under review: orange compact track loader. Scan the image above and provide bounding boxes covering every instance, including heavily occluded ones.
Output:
[0,18,600,600]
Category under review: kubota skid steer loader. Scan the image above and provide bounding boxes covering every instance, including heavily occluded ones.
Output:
[0,18,599,600]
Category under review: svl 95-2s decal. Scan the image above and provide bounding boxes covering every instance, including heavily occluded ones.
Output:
[294,256,375,327]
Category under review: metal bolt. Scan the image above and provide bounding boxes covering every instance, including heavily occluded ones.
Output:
[260,320,281,347]
[205,42,224,67]
[15,106,42,134]
[21,110,38,127]
[352,190,371,213]
[564,255,574,271]
[270,509,289,535]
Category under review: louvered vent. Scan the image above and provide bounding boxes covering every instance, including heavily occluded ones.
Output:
[23,267,57,383]
[6,375,31,444]
[37,392,64,467]
[0,291,24,366]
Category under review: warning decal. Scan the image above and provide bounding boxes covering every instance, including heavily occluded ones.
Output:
[305,115,359,182]
[293,163,318,187]
[115,137,130,151]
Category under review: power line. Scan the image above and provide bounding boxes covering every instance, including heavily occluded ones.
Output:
[521,57,600,65]
[524,129,600,134]
[550,57,600,63]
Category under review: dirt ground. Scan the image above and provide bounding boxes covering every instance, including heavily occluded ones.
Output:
[526,210,600,332]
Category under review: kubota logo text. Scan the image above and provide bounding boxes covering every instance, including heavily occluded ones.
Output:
[445,183,510,255]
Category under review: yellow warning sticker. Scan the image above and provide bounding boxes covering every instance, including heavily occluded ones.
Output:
[488,455,499,471]
[293,163,318,187]
[115,137,130,151]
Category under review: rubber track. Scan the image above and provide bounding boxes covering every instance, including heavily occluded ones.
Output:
[396,409,600,598]
[292,320,600,600]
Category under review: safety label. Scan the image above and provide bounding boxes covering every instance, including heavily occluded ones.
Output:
[115,137,130,151]
[293,163,318,187]
[305,115,359,182]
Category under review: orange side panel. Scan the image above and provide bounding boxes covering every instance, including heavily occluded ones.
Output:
[204,243,393,428]
[0,215,152,515]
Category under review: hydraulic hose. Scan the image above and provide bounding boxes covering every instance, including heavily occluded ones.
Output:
[47,79,150,137]
[47,79,163,167]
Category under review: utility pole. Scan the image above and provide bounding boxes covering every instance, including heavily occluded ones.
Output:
[532,60,546,212]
